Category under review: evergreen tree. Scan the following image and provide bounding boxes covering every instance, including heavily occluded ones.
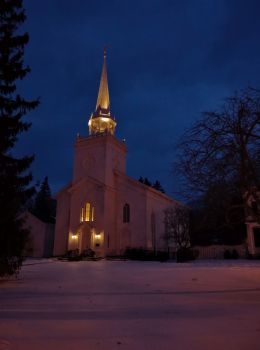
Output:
[152,180,165,193]
[139,177,165,193]
[144,177,151,186]
[0,0,39,276]
[31,177,56,223]
[138,176,144,183]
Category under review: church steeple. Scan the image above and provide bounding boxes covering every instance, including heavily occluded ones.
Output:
[88,49,116,136]
[96,48,110,112]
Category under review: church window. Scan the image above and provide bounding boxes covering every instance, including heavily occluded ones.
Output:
[85,203,91,221]
[80,207,84,222]
[123,203,130,223]
[80,202,95,222]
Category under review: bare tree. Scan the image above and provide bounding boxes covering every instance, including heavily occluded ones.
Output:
[164,206,190,251]
[175,87,260,223]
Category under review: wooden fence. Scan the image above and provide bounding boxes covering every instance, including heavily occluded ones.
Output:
[193,245,247,259]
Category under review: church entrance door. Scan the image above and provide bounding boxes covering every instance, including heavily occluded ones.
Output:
[79,225,93,254]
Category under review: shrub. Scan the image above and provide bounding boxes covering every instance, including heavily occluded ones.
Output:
[224,249,239,259]
[224,249,231,259]
[176,247,199,262]
[232,249,239,259]
[0,256,23,277]
[81,248,95,258]
[67,249,82,261]
[124,248,169,261]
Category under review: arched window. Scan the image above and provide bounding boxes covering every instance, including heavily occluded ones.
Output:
[79,202,94,222]
[123,203,130,223]
[80,207,84,222]
[85,203,90,221]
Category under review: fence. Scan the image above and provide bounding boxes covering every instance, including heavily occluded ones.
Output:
[193,245,247,259]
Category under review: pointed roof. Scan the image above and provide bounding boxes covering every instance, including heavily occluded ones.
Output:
[95,48,110,112]
[88,49,116,136]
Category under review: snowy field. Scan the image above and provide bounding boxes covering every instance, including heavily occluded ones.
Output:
[1,259,260,350]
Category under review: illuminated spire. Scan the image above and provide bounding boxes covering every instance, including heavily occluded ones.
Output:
[88,48,116,136]
[96,48,110,112]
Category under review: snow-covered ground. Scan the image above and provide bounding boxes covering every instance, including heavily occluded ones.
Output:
[1,259,260,350]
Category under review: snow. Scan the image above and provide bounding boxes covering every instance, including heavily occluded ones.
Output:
[1,259,260,350]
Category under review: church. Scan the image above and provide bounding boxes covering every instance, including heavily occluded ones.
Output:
[53,50,179,257]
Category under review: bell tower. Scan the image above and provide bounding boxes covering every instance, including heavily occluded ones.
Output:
[88,48,116,136]
[73,49,126,185]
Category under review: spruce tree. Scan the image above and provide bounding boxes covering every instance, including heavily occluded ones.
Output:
[0,0,39,276]
[144,177,151,186]
[153,180,165,193]
[138,176,144,183]
[31,177,55,223]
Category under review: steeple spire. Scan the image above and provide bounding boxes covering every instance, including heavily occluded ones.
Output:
[88,48,116,136]
[95,48,110,112]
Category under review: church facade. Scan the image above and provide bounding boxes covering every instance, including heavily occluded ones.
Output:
[53,51,179,257]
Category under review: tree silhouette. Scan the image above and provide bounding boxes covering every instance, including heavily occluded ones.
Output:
[164,206,190,249]
[175,87,260,235]
[139,177,165,193]
[0,0,39,276]
[31,177,55,223]
[152,180,165,193]
[144,177,151,186]
[138,176,144,183]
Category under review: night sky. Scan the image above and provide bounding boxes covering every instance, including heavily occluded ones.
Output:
[17,0,260,198]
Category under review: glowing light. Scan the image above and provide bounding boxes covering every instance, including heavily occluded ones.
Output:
[95,233,101,239]
[85,203,90,221]
[88,116,116,136]
[79,202,95,223]
[71,234,78,240]
[80,207,84,222]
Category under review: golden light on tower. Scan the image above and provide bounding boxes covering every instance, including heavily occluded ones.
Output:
[88,48,116,136]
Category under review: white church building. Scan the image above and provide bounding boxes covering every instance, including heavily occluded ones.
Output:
[53,50,179,257]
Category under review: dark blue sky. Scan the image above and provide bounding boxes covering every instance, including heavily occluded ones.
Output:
[17,0,260,197]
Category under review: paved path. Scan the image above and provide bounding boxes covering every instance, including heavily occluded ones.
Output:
[1,259,260,350]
